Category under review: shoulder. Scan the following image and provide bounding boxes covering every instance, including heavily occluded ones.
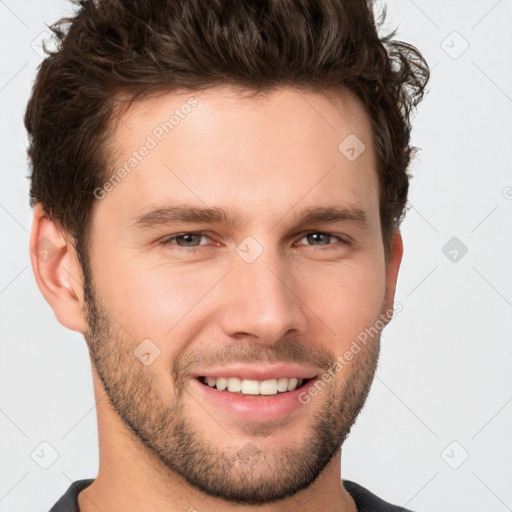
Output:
[48,479,94,512]
[343,480,415,512]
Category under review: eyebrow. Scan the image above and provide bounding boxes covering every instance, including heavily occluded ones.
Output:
[129,203,368,231]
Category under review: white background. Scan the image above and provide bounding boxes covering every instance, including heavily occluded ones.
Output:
[1,1,511,510]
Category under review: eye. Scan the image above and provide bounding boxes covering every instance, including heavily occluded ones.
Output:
[159,231,349,253]
[161,232,212,249]
[295,232,346,248]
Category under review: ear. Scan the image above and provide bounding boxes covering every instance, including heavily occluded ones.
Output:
[29,204,88,333]
[383,229,404,316]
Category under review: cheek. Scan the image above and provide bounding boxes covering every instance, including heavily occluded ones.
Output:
[92,255,224,340]
[91,244,386,356]
[298,259,386,349]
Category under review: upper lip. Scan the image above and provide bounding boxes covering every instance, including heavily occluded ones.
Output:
[191,363,320,381]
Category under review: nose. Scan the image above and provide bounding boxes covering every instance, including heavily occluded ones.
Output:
[217,247,308,346]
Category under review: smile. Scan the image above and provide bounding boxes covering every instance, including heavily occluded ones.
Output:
[198,376,313,396]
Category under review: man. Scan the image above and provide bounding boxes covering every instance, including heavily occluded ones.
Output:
[25,0,429,510]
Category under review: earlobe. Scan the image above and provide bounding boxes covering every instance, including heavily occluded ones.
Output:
[29,204,88,333]
[383,230,404,315]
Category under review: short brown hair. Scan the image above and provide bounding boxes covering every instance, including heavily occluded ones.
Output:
[24,0,430,270]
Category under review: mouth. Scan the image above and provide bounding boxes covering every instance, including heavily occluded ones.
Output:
[191,373,321,422]
[196,376,315,396]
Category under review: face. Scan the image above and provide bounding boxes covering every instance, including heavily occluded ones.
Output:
[82,86,399,504]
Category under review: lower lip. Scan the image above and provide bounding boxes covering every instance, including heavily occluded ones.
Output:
[190,377,318,422]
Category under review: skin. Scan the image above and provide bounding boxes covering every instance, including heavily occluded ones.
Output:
[30,85,403,511]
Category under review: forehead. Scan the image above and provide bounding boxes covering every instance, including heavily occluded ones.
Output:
[98,85,379,231]
[111,85,373,158]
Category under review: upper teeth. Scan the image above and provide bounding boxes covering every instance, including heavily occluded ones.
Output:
[202,377,304,395]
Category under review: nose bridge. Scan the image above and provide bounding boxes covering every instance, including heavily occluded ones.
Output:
[218,240,306,343]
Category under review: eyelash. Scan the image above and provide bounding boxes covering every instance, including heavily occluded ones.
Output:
[159,231,349,252]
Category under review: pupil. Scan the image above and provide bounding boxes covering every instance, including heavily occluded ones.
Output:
[180,234,198,246]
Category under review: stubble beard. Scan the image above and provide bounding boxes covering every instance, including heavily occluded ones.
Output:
[82,274,381,504]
